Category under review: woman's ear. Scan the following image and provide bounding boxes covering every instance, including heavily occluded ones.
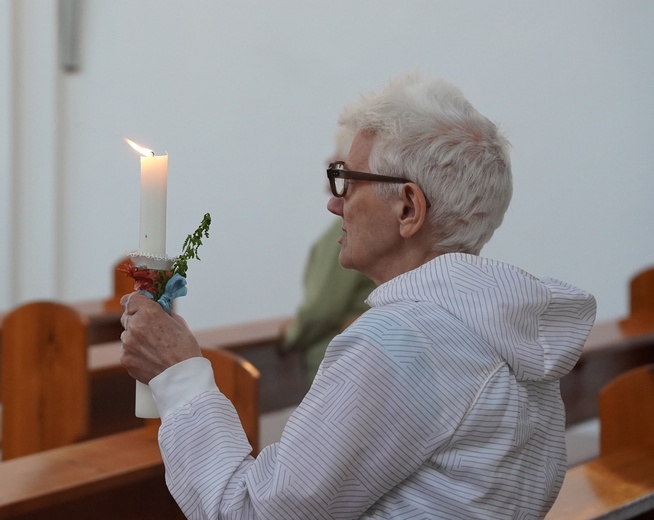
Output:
[397,183,429,239]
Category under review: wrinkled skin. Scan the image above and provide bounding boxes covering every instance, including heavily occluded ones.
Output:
[120,293,202,383]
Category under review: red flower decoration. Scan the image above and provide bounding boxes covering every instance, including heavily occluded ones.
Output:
[119,213,211,301]
[118,261,171,299]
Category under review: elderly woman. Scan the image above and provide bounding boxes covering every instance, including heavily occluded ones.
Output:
[121,72,596,519]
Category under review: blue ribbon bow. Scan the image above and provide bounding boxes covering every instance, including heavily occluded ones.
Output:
[157,273,188,314]
[139,273,188,314]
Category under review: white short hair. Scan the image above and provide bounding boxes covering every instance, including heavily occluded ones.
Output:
[338,72,512,255]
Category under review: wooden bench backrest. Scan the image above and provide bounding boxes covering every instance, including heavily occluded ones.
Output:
[629,266,654,317]
[599,362,654,457]
[0,349,260,518]
[1,301,89,460]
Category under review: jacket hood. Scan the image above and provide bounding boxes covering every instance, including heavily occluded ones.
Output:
[366,253,597,382]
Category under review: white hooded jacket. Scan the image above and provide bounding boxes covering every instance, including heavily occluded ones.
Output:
[154,253,596,519]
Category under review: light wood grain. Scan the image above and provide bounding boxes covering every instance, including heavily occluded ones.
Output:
[546,448,654,519]
[1,302,89,460]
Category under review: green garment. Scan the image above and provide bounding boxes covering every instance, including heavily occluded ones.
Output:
[281,219,376,384]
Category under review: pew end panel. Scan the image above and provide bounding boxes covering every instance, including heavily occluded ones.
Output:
[599,363,654,457]
[1,302,89,460]
[625,265,654,319]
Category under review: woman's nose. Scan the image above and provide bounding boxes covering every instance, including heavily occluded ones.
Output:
[327,195,344,217]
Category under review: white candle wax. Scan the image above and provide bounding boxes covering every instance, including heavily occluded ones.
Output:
[139,154,168,257]
[135,146,167,419]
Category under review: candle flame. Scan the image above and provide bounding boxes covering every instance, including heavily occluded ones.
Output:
[124,138,156,157]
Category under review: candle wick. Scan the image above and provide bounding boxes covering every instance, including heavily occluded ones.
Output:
[150,151,156,156]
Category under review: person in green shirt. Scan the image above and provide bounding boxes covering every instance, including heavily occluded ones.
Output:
[280,129,377,387]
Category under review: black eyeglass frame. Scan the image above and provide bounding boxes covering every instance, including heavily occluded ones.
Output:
[326,161,431,207]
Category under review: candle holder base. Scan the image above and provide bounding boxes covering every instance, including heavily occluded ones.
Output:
[126,250,177,270]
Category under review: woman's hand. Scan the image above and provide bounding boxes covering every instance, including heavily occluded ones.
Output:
[120,292,202,383]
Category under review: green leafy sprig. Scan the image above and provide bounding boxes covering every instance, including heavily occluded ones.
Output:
[172,212,212,279]
[127,212,211,300]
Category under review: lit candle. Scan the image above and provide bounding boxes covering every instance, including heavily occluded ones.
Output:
[125,138,168,419]
[139,154,168,256]
[125,138,168,258]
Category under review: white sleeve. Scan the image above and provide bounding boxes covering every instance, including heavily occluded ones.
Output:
[153,326,453,520]
[151,358,256,518]
[149,357,218,419]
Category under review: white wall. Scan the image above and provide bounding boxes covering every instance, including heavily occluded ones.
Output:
[1,1,61,307]
[4,0,654,330]
[0,4,11,312]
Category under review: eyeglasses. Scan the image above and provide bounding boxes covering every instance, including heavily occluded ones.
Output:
[326,161,431,207]
[327,161,412,197]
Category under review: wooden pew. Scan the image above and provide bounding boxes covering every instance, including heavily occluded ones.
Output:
[561,265,654,426]
[194,317,305,413]
[545,447,654,519]
[85,320,297,442]
[0,302,288,455]
[5,258,651,435]
[547,364,654,519]
[0,425,183,520]
[104,268,654,422]
[598,363,654,457]
[0,258,131,355]
[201,348,260,452]
[86,344,262,453]
[561,316,654,426]
[89,262,654,422]
[0,348,259,520]
[1,302,89,459]
[0,256,298,418]
[626,265,654,318]
[0,298,149,455]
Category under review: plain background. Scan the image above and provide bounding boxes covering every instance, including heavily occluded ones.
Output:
[1,1,653,331]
